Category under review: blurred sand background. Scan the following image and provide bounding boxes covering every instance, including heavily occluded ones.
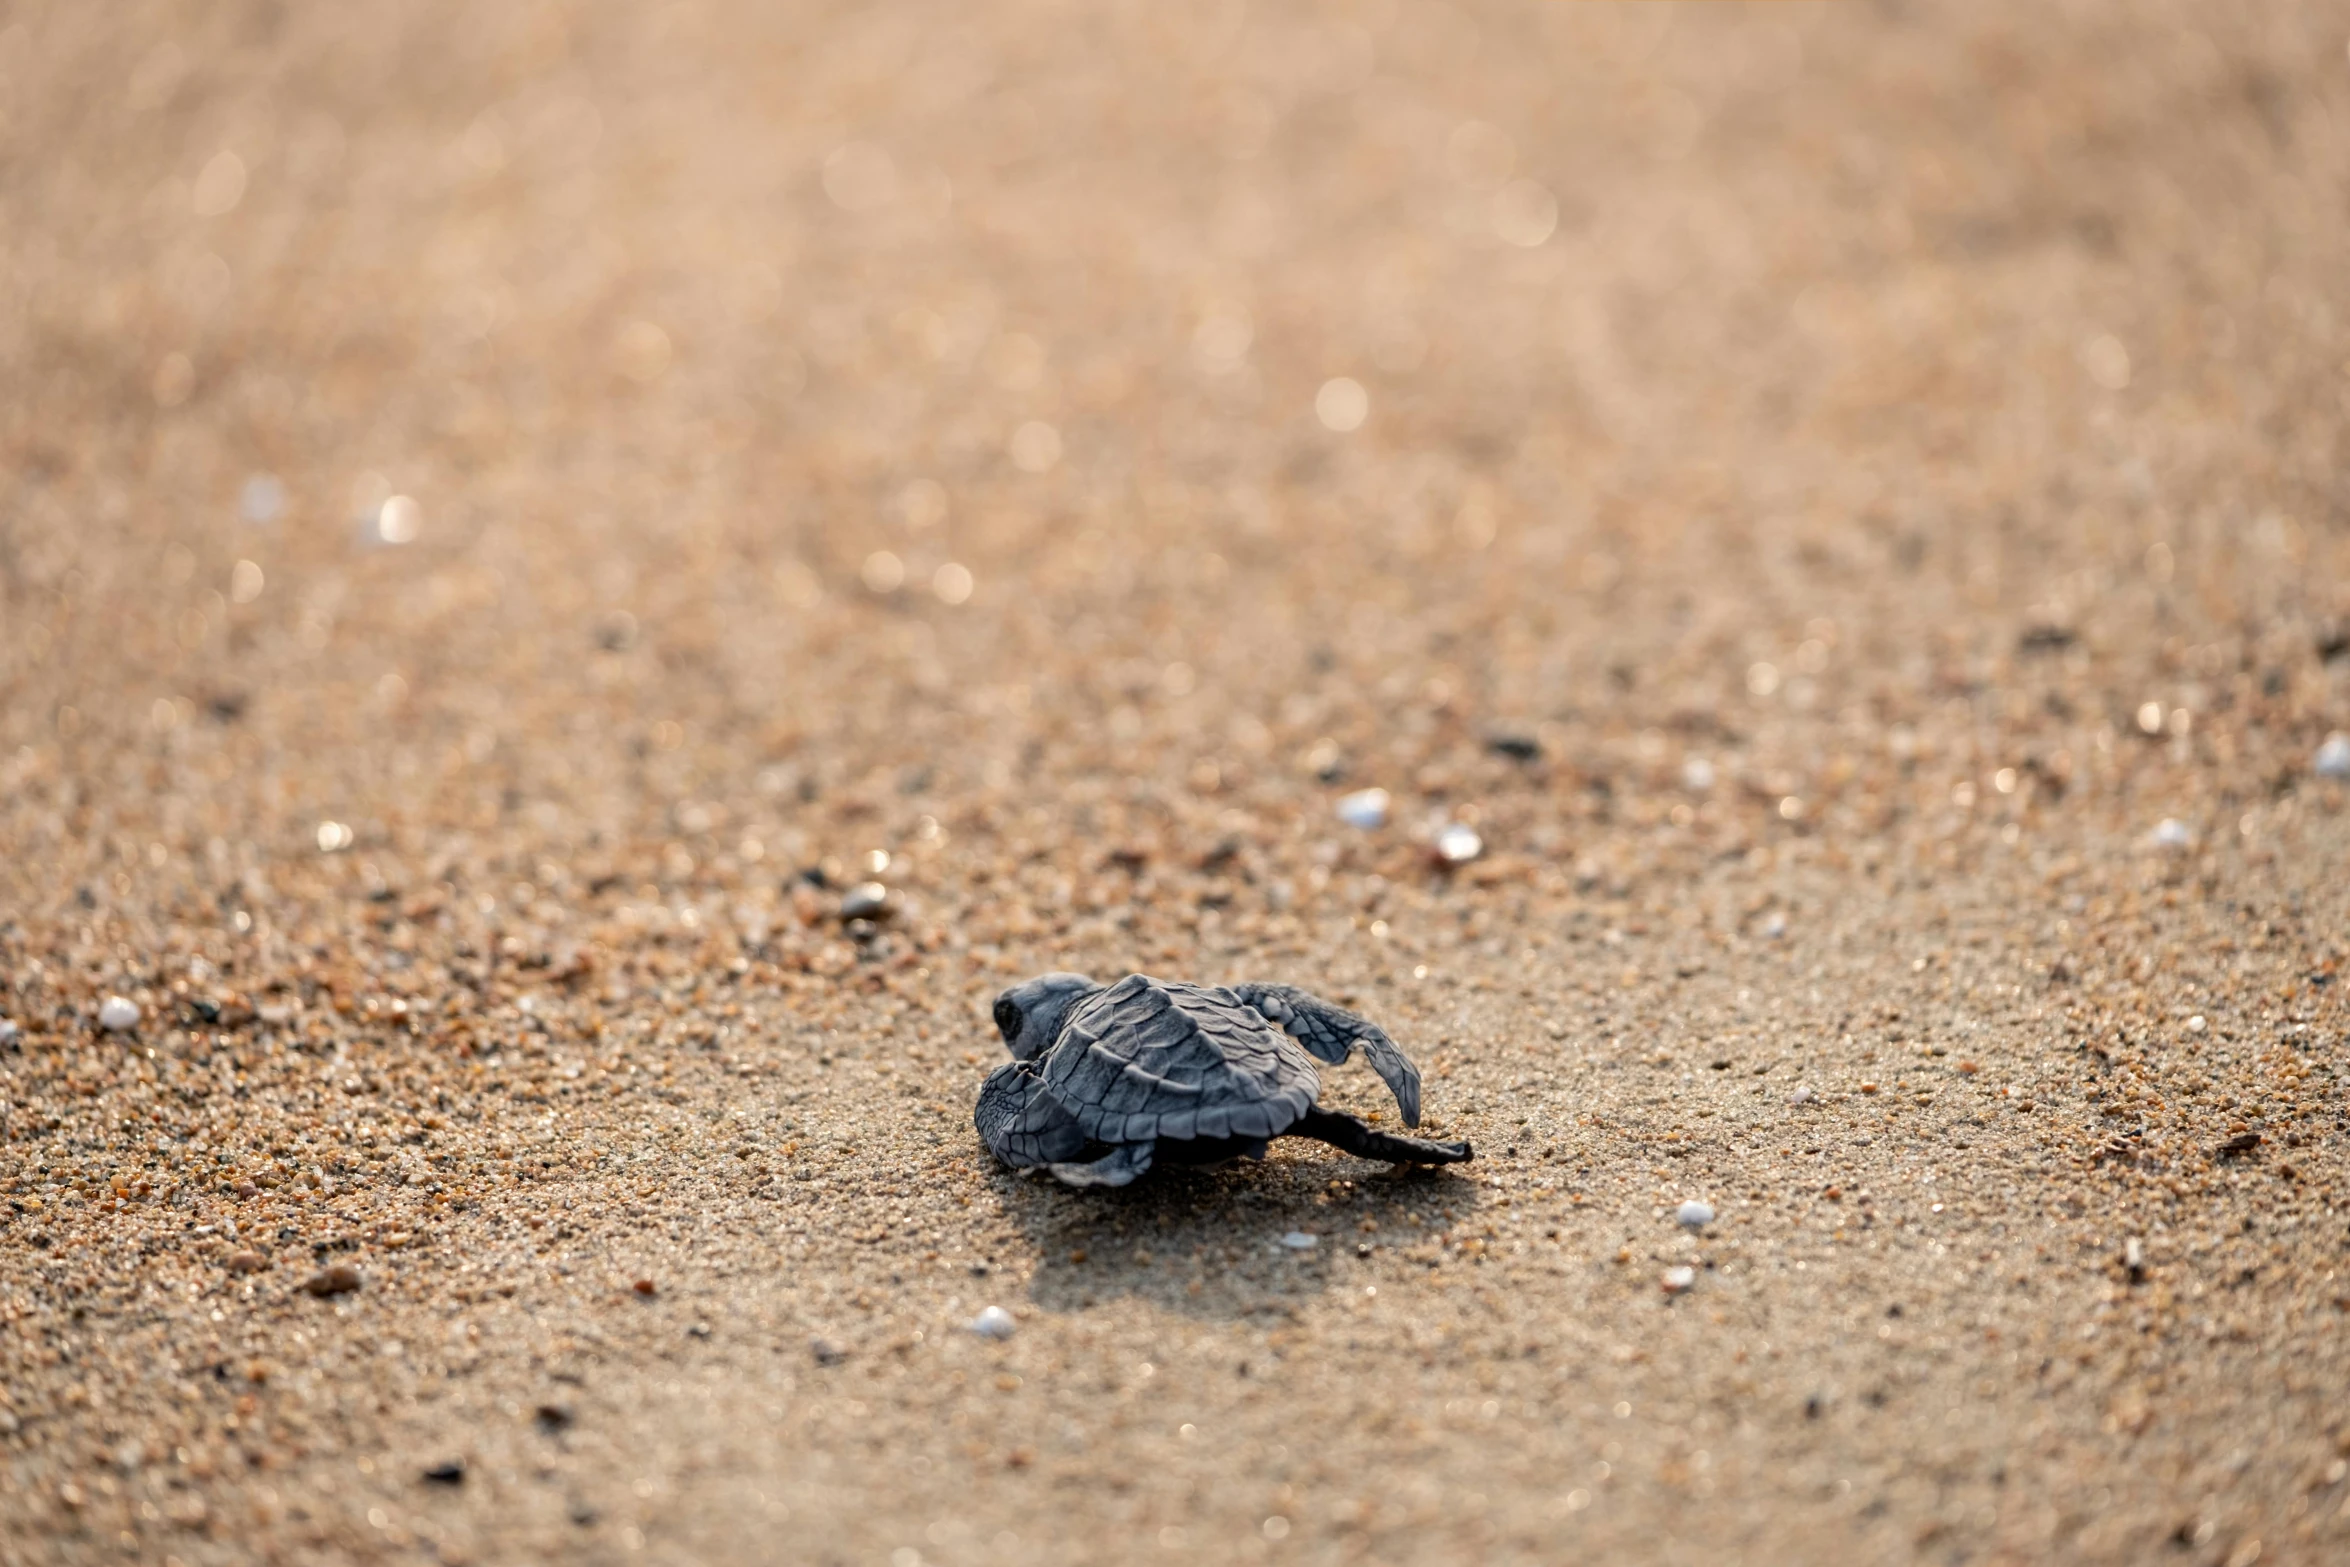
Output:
[4,1,2350,1563]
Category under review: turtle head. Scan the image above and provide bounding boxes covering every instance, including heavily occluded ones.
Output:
[991,972,1094,1061]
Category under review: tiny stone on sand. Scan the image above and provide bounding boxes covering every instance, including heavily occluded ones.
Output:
[839,882,891,921]
[1662,1266,1697,1295]
[970,1306,1017,1340]
[1279,1231,1319,1251]
[1433,823,1483,865]
[2316,733,2350,779]
[299,1263,362,1297]
[98,996,140,1032]
[1676,1201,1716,1230]
[1335,789,1389,829]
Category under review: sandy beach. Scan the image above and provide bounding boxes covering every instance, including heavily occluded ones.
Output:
[3,3,2348,1563]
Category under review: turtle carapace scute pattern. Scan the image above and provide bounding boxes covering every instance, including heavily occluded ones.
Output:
[975,972,1472,1188]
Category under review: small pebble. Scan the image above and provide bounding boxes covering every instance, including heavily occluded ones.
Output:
[1433,823,1483,866]
[2186,1015,2207,1034]
[1760,912,1788,940]
[0,1018,19,1047]
[422,1461,465,1486]
[1675,1201,1716,1230]
[2146,818,2194,851]
[1485,733,1541,761]
[1789,1085,1814,1106]
[838,882,892,921]
[631,1278,658,1297]
[298,1263,362,1297]
[969,1306,1017,1340]
[2316,733,2350,780]
[1682,758,1716,792]
[1335,788,1390,829]
[98,996,140,1032]
[223,1250,267,1274]
[594,611,639,652]
[1661,1266,1697,1295]
[810,1337,849,1366]
[371,494,421,546]
[1279,1231,1319,1251]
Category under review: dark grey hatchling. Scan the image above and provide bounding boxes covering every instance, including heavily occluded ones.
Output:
[976,973,1474,1188]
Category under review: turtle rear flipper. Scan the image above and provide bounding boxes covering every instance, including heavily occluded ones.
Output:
[1234,983,1424,1127]
[976,1060,1090,1168]
[1047,1141,1155,1188]
[1283,1106,1470,1166]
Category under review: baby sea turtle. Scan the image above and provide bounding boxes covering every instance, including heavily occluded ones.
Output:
[976,973,1473,1188]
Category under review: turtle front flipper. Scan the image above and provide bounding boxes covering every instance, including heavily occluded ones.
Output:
[1047,1141,1155,1188]
[1284,1106,1470,1166]
[1233,983,1424,1127]
[976,1060,1090,1169]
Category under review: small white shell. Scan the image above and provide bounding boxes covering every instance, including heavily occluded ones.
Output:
[1335,789,1390,829]
[1433,823,1483,865]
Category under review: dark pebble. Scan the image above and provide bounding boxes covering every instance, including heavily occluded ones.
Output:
[298,1263,362,1297]
[838,882,892,921]
[2017,625,2076,653]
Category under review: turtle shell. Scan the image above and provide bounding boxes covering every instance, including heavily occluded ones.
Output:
[1040,974,1318,1144]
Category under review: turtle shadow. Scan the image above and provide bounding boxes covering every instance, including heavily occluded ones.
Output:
[987,1143,1485,1321]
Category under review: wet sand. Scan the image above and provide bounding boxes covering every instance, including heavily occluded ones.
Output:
[3,3,2348,1564]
